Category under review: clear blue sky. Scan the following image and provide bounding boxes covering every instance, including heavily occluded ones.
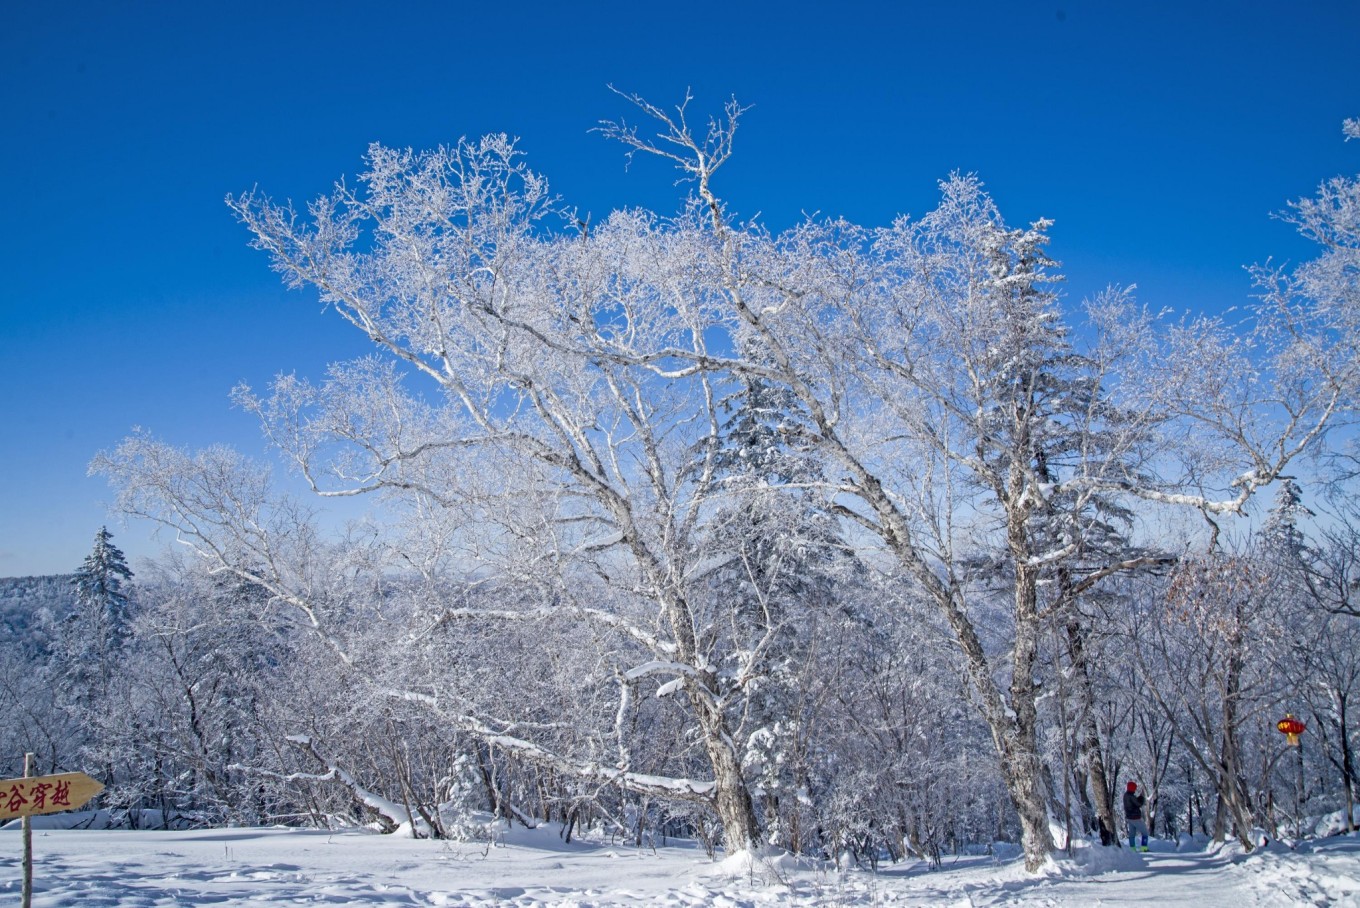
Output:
[2,0,1357,577]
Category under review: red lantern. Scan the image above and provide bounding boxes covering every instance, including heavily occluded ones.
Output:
[1277,713,1306,747]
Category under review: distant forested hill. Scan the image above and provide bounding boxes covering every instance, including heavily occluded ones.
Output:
[0,574,73,657]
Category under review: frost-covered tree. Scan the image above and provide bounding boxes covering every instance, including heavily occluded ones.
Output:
[695,372,874,848]
[1292,491,1360,619]
[64,527,134,677]
[0,576,81,776]
[39,527,136,810]
[0,648,78,777]
[1288,608,1360,834]
[586,100,1123,866]
[48,530,129,761]
[122,557,299,824]
[1128,554,1288,848]
[593,100,1360,867]
[1260,483,1360,833]
[94,100,1360,867]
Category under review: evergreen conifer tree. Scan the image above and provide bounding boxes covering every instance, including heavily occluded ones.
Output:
[700,373,865,850]
[72,527,134,647]
[1262,478,1314,565]
[58,527,135,705]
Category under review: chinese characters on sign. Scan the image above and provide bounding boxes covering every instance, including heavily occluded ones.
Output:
[0,773,102,822]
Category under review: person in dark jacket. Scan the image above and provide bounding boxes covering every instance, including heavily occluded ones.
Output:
[1123,781,1149,850]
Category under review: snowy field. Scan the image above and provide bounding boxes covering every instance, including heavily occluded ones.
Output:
[2,822,1358,906]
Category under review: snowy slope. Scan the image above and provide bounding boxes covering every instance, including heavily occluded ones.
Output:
[1,823,1356,906]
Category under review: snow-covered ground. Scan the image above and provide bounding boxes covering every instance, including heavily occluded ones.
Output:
[2,821,1358,906]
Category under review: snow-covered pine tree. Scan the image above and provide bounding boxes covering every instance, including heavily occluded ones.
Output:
[699,371,864,852]
[42,527,136,815]
[58,527,134,702]
[1261,478,1314,566]
[76,526,133,630]
[1013,323,1169,849]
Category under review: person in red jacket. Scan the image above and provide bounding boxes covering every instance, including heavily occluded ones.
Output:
[1123,781,1149,850]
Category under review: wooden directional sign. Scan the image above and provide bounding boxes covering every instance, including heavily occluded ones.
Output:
[0,772,103,822]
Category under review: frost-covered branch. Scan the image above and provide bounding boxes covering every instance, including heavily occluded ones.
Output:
[282,735,426,834]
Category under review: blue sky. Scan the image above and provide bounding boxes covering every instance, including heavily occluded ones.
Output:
[2,0,1357,576]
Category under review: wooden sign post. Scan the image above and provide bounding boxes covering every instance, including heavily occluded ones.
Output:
[0,766,104,823]
[5,755,103,908]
